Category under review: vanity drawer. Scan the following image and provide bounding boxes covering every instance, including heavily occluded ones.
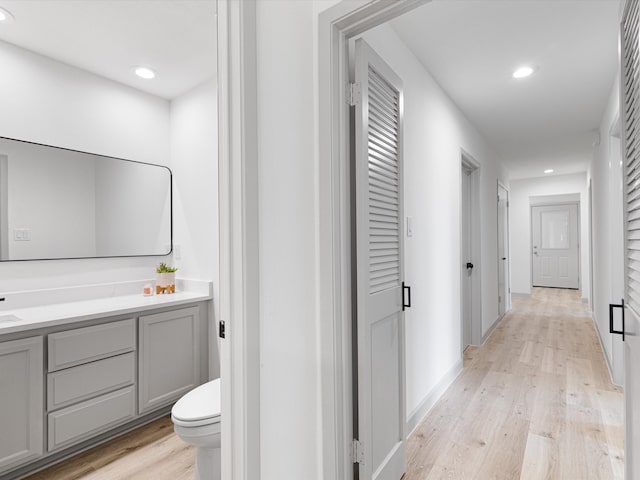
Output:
[48,318,136,371]
[47,352,136,411]
[47,385,135,452]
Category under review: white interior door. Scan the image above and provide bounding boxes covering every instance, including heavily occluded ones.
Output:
[621,1,640,476]
[461,167,472,348]
[354,38,406,480]
[531,203,579,289]
[497,185,509,315]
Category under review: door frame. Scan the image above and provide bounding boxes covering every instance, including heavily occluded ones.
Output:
[216,1,261,479]
[460,151,482,348]
[318,1,431,478]
[609,114,625,385]
[497,181,511,316]
[588,178,595,313]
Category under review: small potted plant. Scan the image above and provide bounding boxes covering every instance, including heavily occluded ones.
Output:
[156,262,177,294]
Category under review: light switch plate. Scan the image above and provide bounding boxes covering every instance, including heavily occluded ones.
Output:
[13,228,31,241]
[406,216,413,237]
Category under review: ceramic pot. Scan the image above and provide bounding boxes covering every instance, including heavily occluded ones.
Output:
[156,272,176,294]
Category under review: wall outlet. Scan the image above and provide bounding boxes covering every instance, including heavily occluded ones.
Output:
[13,228,31,241]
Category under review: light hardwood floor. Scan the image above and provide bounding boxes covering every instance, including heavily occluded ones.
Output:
[27,288,622,479]
[24,416,194,480]
[405,287,624,479]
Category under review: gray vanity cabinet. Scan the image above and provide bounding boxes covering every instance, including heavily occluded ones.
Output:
[0,300,209,479]
[138,306,201,414]
[0,336,43,472]
[46,318,137,452]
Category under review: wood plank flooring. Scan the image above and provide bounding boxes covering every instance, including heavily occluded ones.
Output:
[26,288,622,479]
[405,287,624,479]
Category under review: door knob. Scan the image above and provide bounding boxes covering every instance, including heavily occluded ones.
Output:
[466,262,474,269]
[502,257,506,260]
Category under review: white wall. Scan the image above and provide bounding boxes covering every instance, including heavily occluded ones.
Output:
[510,173,590,300]
[256,2,319,478]
[359,24,508,427]
[0,39,171,293]
[169,79,220,377]
[588,75,624,385]
[169,79,218,284]
[0,41,169,166]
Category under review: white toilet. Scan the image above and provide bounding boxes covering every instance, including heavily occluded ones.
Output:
[171,378,221,480]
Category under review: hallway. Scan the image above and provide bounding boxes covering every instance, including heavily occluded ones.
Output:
[405,288,623,479]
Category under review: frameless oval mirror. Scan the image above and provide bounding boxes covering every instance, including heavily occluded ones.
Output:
[0,136,172,261]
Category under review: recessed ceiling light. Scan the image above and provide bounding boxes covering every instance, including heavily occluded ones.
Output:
[513,66,534,79]
[134,67,156,80]
[0,7,15,23]
[544,169,554,174]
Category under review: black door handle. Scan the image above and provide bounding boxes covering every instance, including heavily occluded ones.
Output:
[502,257,506,260]
[609,299,625,341]
[466,262,474,269]
[402,282,411,311]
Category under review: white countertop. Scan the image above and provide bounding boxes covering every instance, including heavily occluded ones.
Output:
[0,290,211,335]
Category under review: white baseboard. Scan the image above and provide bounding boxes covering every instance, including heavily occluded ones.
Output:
[592,314,622,387]
[480,315,502,345]
[406,358,463,436]
[511,292,530,298]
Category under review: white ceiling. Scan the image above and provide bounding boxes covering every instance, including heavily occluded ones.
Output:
[0,0,216,100]
[390,0,621,180]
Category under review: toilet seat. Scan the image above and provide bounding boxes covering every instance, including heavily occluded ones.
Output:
[172,378,221,427]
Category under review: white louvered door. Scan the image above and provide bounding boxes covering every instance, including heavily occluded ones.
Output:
[354,39,406,480]
[621,1,640,478]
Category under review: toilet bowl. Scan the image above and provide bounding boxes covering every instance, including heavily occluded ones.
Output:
[171,379,221,480]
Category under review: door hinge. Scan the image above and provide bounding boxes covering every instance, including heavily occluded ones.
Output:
[352,439,364,464]
[219,320,226,339]
[347,82,361,106]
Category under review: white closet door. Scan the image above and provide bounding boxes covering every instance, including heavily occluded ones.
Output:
[354,38,406,480]
[621,1,640,477]
[531,203,579,289]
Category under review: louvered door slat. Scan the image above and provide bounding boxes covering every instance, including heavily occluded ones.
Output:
[367,67,401,295]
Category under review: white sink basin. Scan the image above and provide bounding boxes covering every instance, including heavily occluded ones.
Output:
[0,314,21,323]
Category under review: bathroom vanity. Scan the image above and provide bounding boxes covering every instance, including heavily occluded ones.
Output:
[0,284,212,479]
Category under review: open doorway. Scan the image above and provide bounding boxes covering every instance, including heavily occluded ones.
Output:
[318,1,620,479]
